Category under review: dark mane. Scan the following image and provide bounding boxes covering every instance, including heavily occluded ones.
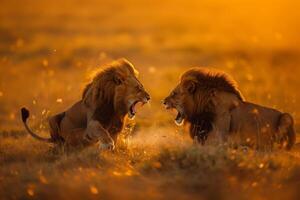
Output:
[182,67,245,101]
[81,58,137,99]
[181,67,244,145]
[82,83,92,99]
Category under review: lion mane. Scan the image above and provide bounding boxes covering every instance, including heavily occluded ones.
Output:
[82,59,139,107]
[181,68,241,94]
[180,68,244,125]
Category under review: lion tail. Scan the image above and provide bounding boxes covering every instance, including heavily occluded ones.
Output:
[21,107,53,143]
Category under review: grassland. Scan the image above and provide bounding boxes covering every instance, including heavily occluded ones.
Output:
[0,0,300,199]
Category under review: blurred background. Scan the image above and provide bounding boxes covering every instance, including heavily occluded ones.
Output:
[0,0,299,130]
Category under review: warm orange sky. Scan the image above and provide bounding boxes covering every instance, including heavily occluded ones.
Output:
[0,0,300,50]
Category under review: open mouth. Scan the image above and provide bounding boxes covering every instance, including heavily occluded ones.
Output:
[175,110,185,126]
[163,103,185,126]
[128,100,147,119]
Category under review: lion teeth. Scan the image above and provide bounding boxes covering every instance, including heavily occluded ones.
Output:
[128,111,135,119]
[175,118,184,126]
[175,111,184,126]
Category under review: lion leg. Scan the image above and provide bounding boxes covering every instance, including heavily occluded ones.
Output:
[84,120,115,150]
[48,112,65,144]
[63,128,90,148]
[277,113,296,150]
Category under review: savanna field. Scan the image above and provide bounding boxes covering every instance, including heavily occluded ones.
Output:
[1,0,300,199]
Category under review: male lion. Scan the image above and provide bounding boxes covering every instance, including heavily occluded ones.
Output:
[163,67,296,150]
[21,59,150,150]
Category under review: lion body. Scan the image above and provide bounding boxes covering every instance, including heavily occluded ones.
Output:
[49,101,89,146]
[211,92,295,149]
[48,100,126,147]
[164,68,295,150]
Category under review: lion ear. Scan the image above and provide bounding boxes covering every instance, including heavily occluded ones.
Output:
[184,80,197,94]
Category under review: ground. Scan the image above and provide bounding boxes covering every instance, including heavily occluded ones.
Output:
[0,0,300,199]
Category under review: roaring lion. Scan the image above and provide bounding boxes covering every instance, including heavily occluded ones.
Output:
[163,67,296,150]
[21,59,150,150]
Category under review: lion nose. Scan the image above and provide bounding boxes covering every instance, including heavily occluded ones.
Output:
[162,99,171,109]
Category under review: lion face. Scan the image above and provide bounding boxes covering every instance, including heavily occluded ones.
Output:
[163,69,214,126]
[114,70,150,119]
[163,67,243,128]
[83,59,150,120]
[163,81,195,126]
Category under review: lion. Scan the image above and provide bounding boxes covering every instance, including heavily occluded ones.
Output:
[21,59,150,150]
[163,67,296,150]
